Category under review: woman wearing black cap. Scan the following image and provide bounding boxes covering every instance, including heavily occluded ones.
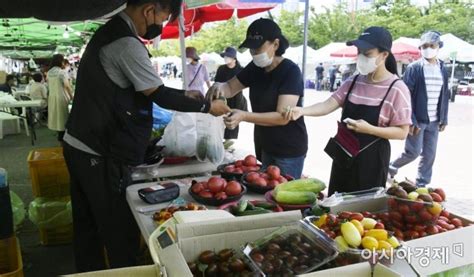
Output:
[285,27,412,195]
[207,19,308,179]
[215,47,248,144]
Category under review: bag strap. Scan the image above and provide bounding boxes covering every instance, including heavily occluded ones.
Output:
[340,74,359,119]
[378,78,401,109]
[188,64,202,88]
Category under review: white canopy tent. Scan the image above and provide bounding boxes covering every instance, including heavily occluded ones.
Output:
[439,33,474,63]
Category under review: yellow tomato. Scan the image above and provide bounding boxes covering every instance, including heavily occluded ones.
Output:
[361,236,379,251]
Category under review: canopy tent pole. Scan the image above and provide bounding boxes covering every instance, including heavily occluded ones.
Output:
[301,0,309,84]
[179,6,187,90]
[450,54,456,91]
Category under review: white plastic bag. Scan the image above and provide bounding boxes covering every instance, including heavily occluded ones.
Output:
[159,112,197,157]
[195,113,225,164]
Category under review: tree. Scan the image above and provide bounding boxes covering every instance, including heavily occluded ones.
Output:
[277,10,304,46]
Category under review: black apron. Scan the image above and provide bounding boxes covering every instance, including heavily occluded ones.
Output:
[328,76,400,196]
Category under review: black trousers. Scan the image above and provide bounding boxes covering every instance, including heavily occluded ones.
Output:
[63,144,140,272]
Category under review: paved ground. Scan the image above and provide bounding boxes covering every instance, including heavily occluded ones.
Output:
[0,81,472,276]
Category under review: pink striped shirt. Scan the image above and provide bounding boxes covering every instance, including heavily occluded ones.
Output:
[332,74,412,127]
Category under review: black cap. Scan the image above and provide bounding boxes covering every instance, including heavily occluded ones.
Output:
[220,47,237,58]
[347,26,393,52]
[239,18,288,49]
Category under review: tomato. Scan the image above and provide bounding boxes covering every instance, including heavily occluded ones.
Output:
[404,215,418,224]
[267,180,280,189]
[387,198,398,209]
[350,213,364,221]
[437,221,450,229]
[451,218,463,228]
[397,204,410,215]
[326,231,336,239]
[391,220,404,230]
[374,222,385,229]
[215,191,228,200]
[379,212,390,222]
[191,182,205,194]
[389,211,402,222]
[338,211,352,220]
[327,214,339,226]
[426,225,439,235]
[414,224,426,232]
[418,231,427,237]
[362,211,373,218]
[254,177,267,187]
[430,192,443,202]
[410,200,425,212]
[208,177,226,193]
[277,176,288,183]
[440,210,450,218]
[438,226,447,233]
[199,190,213,198]
[419,210,433,222]
[404,230,419,240]
[266,165,281,180]
[446,224,455,231]
[233,168,243,174]
[243,155,257,167]
[246,172,260,183]
[235,160,244,167]
[393,229,404,240]
[225,181,242,196]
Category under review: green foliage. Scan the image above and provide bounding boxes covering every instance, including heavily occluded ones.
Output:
[152,1,473,56]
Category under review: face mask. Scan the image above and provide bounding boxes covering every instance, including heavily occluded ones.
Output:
[356,54,380,75]
[422,48,438,59]
[252,52,273,68]
[224,57,234,65]
[142,9,163,40]
[186,58,193,64]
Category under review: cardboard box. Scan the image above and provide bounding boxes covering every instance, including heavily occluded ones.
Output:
[62,265,160,277]
[301,262,402,277]
[149,211,302,277]
[328,196,474,276]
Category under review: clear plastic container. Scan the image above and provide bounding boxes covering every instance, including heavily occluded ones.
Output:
[320,187,385,207]
[386,195,442,226]
[243,220,338,276]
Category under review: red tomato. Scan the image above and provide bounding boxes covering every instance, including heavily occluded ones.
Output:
[398,204,410,215]
[246,172,260,183]
[393,229,404,240]
[267,180,280,188]
[430,192,443,202]
[208,177,226,193]
[260,173,269,180]
[191,182,205,194]
[225,181,242,196]
[404,230,419,240]
[338,211,352,220]
[414,224,426,232]
[350,213,364,221]
[389,211,403,222]
[199,190,213,198]
[326,231,336,239]
[419,210,433,222]
[327,214,339,226]
[391,220,404,230]
[410,200,425,212]
[233,168,244,174]
[418,231,427,237]
[254,178,267,187]
[266,165,281,180]
[440,210,450,218]
[374,222,385,229]
[235,160,244,167]
[243,155,257,167]
[224,165,235,173]
[434,188,446,201]
[439,216,450,222]
[387,198,398,209]
[362,211,373,218]
[278,176,288,183]
[404,215,418,224]
[215,191,228,200]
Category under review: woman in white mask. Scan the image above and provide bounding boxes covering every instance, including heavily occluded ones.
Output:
[215,47,247,145]
[283,27,412,195]
[206,19,308,179]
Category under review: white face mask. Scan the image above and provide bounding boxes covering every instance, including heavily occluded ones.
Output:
[421,48,438,59]
[356,54,380,75]
[224,57,234,65]
[186,58,193,64]
[252,52,273,68]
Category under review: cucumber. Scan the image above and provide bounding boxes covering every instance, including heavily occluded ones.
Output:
[237,200,248,213]
[238,209,272,216]
[274,190,317,205]
[246,202,256,210]
[275,178,326,194]
[253,201,276,210]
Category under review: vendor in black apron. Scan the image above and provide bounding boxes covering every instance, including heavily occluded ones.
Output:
[284,27,412,195]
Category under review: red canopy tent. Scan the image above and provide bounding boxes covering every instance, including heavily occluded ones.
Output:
[330,42,421,61]
[161,4,274,39]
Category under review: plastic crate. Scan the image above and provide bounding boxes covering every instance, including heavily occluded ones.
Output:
[28,147,70,198]
[39,224,73,246]
[0,236,23,277]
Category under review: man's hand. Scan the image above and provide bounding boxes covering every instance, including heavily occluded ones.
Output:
[223,109,246,130]
[206,82,226,101]
[439,124,446,132]
[185,90,204,101]
[282,106,304,121]
[209,99,231,116]
[409,125,421,136]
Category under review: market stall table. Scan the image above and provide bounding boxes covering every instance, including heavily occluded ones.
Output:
[126,176,267,243]
[131,159,217,182]
[0,99,43,142]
